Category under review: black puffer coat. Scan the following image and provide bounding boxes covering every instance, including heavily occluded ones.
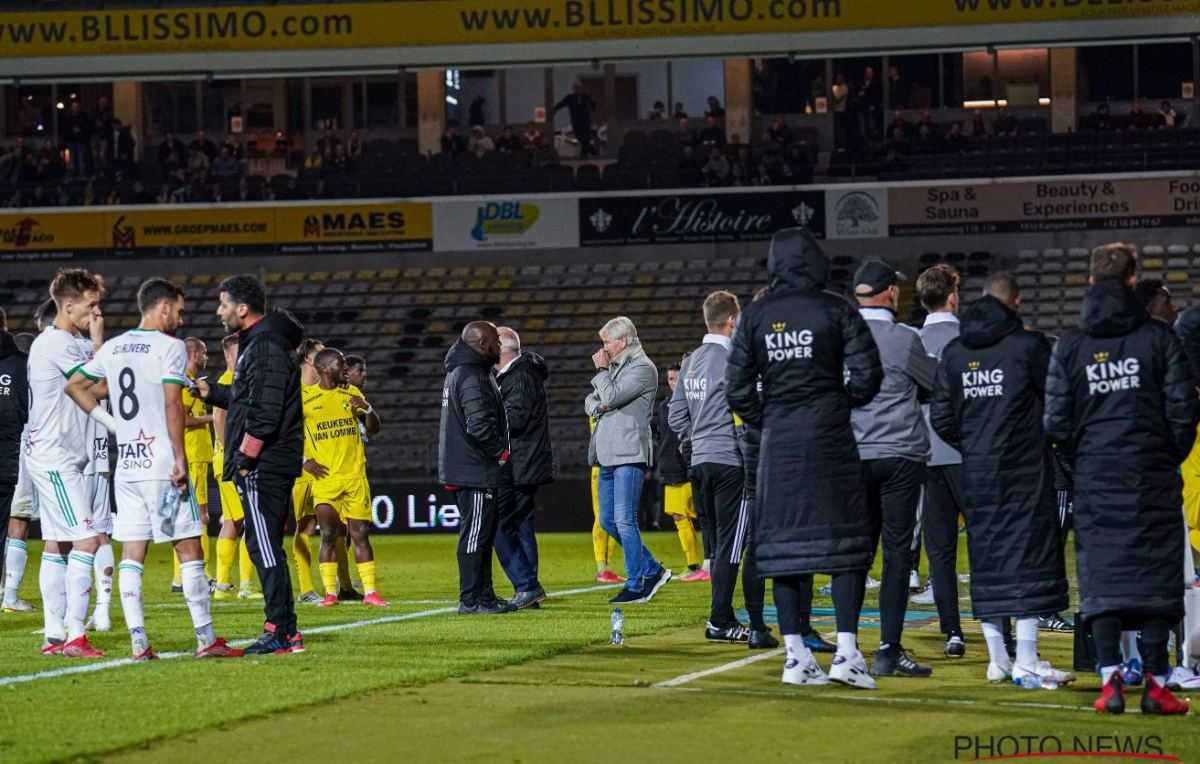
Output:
[1045,281,1198,621]
[725,227,883,577]
[655,398,689,485]
[931,296,1068,618]
[497,352,554,487]
[0,330,28,484]
[439,339,511,489]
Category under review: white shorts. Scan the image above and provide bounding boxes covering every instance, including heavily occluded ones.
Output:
[31,468,97,542]
[10,459,36,521]
[90,473,113,536]
[113,479,203,544]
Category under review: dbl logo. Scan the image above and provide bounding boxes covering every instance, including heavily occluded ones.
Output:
[471,201,539,242]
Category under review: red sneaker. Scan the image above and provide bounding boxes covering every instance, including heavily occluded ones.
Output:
[133,646,159,662]
[363,592,389,607]
[195,637,245,659]
[679,569,712,583]
[286,633,305,654]
[1094,672,1125,714]
[1142,675,1190,715]
[595,570,625,584]
[40,640,64,656]
[317,593,339,607]
[62,635,105,658]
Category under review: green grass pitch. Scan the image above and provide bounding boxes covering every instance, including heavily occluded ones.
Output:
[3,533,1200,763]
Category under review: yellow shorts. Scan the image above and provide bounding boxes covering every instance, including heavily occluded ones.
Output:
[218,479,243,522]
[312,477,372,523]
[188,461,210,506]
[664,482,696,518]
[292,477,315,521]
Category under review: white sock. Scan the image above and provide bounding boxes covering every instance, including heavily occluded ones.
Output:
[4,538,28,605]
[65,551,94,640]
[1121,630,1141,663]
[783,633,814,662]
[1100,664,1121,684]
[181,559,215,648]
[118,559,145,637]
[702,559,711,573]
[836,631,858,657]
[981,619,1011,669]
[93,543,114,612]
[1015,617,1039,667]
[39,553,67,642]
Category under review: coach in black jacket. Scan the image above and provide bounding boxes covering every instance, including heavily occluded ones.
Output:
[439,321,515,614]
[493,327,550,609]
[203,276,304,654]
[726,227,883,687]
[931,275,1069,682]
[0,313,29,587]
[1045,244,1198,713]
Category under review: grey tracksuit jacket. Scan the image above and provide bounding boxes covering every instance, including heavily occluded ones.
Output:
[668,334,742,469]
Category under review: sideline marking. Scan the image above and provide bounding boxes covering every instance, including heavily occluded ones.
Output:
[653,648,785,688]
[0,583,618,689]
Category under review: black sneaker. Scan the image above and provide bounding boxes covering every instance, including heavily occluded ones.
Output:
[509,587,547,610]
[609,588,643,604]
[944,634,966,658]
[705,621,751,643]
[476,598,517,614]
[170,583,183,593]
[748,628,780,650]
[337,588,364,602]
[634,568,672,603]
[872,646,933,678]
[458,602,481,615]
[1038,613,1074,632]
[243,631,289,655]
[802,630,837,653]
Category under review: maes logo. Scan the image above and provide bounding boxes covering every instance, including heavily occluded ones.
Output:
[302,210,405,238]
[1,217,52,249]
[111,215,135,248]
[471,201,539,242]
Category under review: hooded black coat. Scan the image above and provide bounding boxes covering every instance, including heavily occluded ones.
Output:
[726,228,883,577]
[497,352,554,487]
[930,297,1068,618]
[439,339,511,489]
[655,398,690,485]
[0,330,28,485]
[1044,281,1198,621]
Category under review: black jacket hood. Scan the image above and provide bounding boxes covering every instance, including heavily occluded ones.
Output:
[1081,280,1148,338]
[0,329,18,360]
[1175,306,1200,379]
[960,296,1023,350]
[510,351,549,382]
[445,338,495,372]
[767,227,829,293]
[243,310,304,350]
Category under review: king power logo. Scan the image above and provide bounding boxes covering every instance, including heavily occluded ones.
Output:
[1086,351,1140,395]
[764,323,813,362]
[962,361,1004,399]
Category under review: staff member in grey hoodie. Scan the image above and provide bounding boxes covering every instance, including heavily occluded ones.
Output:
[851,259,937,678]
[914,264,966,659]
[669,291,763,644]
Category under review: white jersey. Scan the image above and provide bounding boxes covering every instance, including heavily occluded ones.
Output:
[81,328,188,483]
[79,336,108,476]
[26,327,94,474]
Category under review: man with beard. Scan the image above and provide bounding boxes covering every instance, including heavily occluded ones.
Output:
[1045,244,1197,714]
[439,321,515,614]
[931,272,1073,687]
[726,227,883,688]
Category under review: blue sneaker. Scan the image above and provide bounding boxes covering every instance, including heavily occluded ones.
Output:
[1120,658,1144,687]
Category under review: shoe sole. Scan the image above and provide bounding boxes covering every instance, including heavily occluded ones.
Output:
[830,674,876,690]
[783,674,831,686]
[634,570,673,604]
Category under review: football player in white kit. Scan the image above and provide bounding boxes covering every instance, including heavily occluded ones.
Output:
[26,271,107,657]
[82,311,114,633]
[66,277,242,660]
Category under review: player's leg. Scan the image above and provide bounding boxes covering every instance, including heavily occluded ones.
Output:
[315,503,341,606]
[1010,614,1075,687]
[775,574,828,686]
[238,469,301,654]
[691,469,716,576]
[334,524,357,598]
[214,517,239,599]
[493,483,539,603]
[590,465,619,581]
[189,462,213,579]
[827,568,875,689]
[1038,489,1075,633]
[238,536,259,597]
[922,465,964,656]
[88,474,114,632]
[516,486,540,578]
[347,510,386,607]
[167,482,242,658]
[1093,614,1127,713]
[116,534,154,660]
[870,458,930,678]
[37,469,103,656]
[291,479,319,602]
[706,464,746,638]
[1140,617,1190,714]
[4,516,32,611]
[667,483,703,578]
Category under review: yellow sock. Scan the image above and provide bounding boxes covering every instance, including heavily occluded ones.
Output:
[334,535,353,589]
[171,549,182,586]
[293,533,315,595]
[319,562,339,596]
[200,533,212,579]
[238,538,255,588]
[356,561,377,595]
[675,516,702,568]
[216,538,236,587]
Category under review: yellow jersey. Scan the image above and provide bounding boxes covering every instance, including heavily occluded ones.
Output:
[303,383,367,480]
[182,371,213,464]
[213,368,233,461]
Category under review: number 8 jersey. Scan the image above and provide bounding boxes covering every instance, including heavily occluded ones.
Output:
[79,328,189,483]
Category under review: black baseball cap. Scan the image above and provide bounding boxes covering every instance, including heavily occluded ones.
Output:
[853,259,904,297]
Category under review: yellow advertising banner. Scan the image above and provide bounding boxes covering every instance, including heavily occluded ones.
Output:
[275,202,433,253]
[102,206,275,249]
[0,211,104,260]
[1,0,1197,59]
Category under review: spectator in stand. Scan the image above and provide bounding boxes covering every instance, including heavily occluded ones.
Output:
[781,143,811,182]
[1160,100,1179,128]
[705,96,725,118]
[855,65,883,142]
[91,96,114,172]
[810,73,826,113]
[766,117,793,148]
[676,118,696,149]
[678,144,704,184]
[329,143,352,174]
[993,106,1019,136]
[731,146,754,186]
[553,81,598,157]
[648,101,667,120]
[1130,100,1154,130]
[831,73,850,149]
[521,121,544,149]
[191,130,218,162]
[495,126,521,153]
[304,148,323,172]
[468,96,487,127]
[64,101,92,177]
[188,146,210,179]
[699,115,725,148]
[888,64,909,110]
[914,111,941,152]
[316,128,342,156]
[701,146,731,186]
[441,127,466,155]
[968,110,987,138]
[1091,103,1112,132]
[468,126,495,159]
[673,102,688,119]
[211,145,242,180]
[944,122,966,154]
[158,133,186,168]
[348,131,363,159]
[222,134,244,160]
[887,113,912,153]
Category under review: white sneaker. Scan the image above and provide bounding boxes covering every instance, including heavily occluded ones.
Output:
[1012,660,1075,686]
[782,652,831,686]
[908,571,921,592]
[2,598,33,613]
[86,610,112,632]
[911,584,935,605]
[865,576,882,591]
[1167,665,1196,690]
[829,651,877,689]
[987,661,1013,682]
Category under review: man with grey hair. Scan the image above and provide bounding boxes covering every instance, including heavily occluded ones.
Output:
[587,317,672,603]
[494,327,550,610]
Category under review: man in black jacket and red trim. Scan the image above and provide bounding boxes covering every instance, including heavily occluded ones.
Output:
[439,321,515,615]
[202,275,305,655]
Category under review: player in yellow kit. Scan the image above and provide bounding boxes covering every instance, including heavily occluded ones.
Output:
[304,348,386,607]
[171,337,214,589]
[588,416,622,583]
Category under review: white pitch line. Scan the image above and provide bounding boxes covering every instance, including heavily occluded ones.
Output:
[653,648,786,688]
[0,583,618,689]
